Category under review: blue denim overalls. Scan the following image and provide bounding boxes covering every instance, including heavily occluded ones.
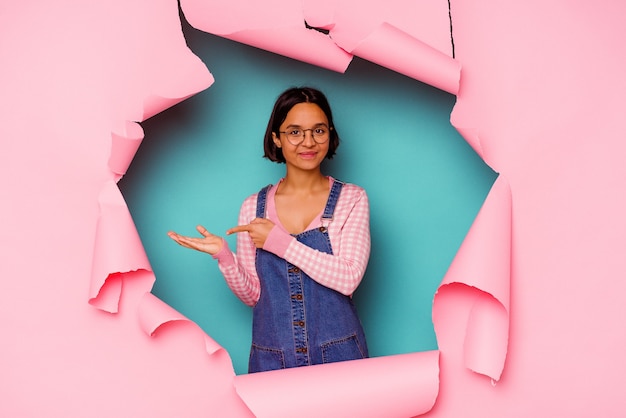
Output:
[248,180,368,373]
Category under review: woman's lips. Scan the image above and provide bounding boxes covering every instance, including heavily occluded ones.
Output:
[298,151,317,159]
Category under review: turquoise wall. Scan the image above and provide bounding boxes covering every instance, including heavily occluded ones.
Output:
[119,20,497,375]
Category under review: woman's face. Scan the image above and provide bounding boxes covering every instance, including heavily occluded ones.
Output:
[272,102,330,172]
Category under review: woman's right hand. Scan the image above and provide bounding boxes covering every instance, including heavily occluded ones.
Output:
[167,225,224,256]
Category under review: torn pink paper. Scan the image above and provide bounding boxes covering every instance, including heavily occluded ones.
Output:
[301,0,336,30]
[2,1,251,416]
[4,0,626,417]
[141,65,213,120]
[433,175,511,381]
[234,351,440,418]
[92,3,214,312]
[322,0,460,93]
[180,0,459,92]
[109,121,145,177]
[463,293,508,380]
[89,181,152,313]
[452,126,485,162]
[139,293,225,357]
[348,22,460,94]
[317,0,454,56]
[179,0,352,72]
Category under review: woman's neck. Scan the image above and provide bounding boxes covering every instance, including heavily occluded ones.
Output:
[280,168,327,195]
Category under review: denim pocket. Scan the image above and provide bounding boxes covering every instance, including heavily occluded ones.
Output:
[321,333,366,364]
[249,344,286,373]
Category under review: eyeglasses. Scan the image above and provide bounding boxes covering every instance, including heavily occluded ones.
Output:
[278,125,331,146]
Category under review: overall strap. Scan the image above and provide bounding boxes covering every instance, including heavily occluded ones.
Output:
[255,184,272,218]
[321,179,344,221]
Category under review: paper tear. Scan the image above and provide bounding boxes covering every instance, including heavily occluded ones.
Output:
[452,125,485,161]
[91,273,124,314]
[433,175,511,381]
[89,181,152,313]
[464,292,509,380]
[141,89,212,121]
[226,27,352,72]
[180,0,352,72]
[348,22,460,94]
[234,351,440,418]
[108,121,144,178]
[180,0,459,90]
[302,0,336,30]
[139,292,225,357]
[325,0,454,56]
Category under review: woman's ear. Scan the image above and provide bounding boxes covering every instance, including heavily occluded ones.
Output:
[272,132,281,148]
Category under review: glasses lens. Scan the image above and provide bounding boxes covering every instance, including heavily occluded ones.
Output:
[286,130,303,145]
[283,127,330,145]
[312,127,329,143]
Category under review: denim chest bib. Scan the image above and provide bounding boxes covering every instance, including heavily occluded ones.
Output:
[249,180,368,373]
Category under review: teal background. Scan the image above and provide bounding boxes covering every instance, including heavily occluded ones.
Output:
[119,19,497,375]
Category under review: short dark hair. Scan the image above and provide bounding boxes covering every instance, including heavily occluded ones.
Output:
[263,87,340,163]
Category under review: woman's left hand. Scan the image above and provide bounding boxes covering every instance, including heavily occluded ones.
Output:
[227,218,275,248]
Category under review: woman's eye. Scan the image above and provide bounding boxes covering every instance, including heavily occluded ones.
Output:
[289,129,301,136]
[314,128,327,135]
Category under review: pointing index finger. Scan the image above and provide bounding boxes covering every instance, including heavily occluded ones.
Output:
[226,224,252,235]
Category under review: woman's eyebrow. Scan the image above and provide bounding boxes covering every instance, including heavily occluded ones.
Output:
[284,123,328,128]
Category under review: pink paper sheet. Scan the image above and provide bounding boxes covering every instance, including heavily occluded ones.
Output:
[1,1,246,416]
[139,292,225,357]
[235,351,439,418]
[348,22,460,94]
[179,0,353,72]
[3,0,626,417]
[109,121,145,177]
[180,0,460,93]
[89,181,152,313]
[433,175,511,381]
[323,0,459,93]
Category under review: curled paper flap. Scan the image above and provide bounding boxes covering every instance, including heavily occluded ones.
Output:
[307,0,457,91]
[140,42,214,121]
[141,87,212,121]
[434,175,511,380]
[90,273,124,314]
[139,293,224,357]
[98,0,214,125]
[222,28,352,73]
[439,175,511,306]
[181,0,457,90]
[324,0,454,56]
[234,351,440,418]
[452,125,485,161]
[89,181,152,313]
[108,121,144,176]
[464,293,509,380]
[180,0,352,72]
[349,22,460,94]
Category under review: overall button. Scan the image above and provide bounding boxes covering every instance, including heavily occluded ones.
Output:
[296,347,308,353]
[318,226,327,233]
[288,267,300,273]
[291,294,303,300]
[293,321,305,327]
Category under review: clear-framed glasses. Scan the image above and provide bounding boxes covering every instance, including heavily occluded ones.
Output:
[279,125,331,146]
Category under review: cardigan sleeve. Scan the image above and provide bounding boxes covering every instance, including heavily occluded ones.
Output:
[213,194,260,306]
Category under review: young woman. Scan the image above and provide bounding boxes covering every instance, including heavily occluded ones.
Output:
[168,87,370,373]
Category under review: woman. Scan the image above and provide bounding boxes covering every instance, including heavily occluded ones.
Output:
[168,87,370,373]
